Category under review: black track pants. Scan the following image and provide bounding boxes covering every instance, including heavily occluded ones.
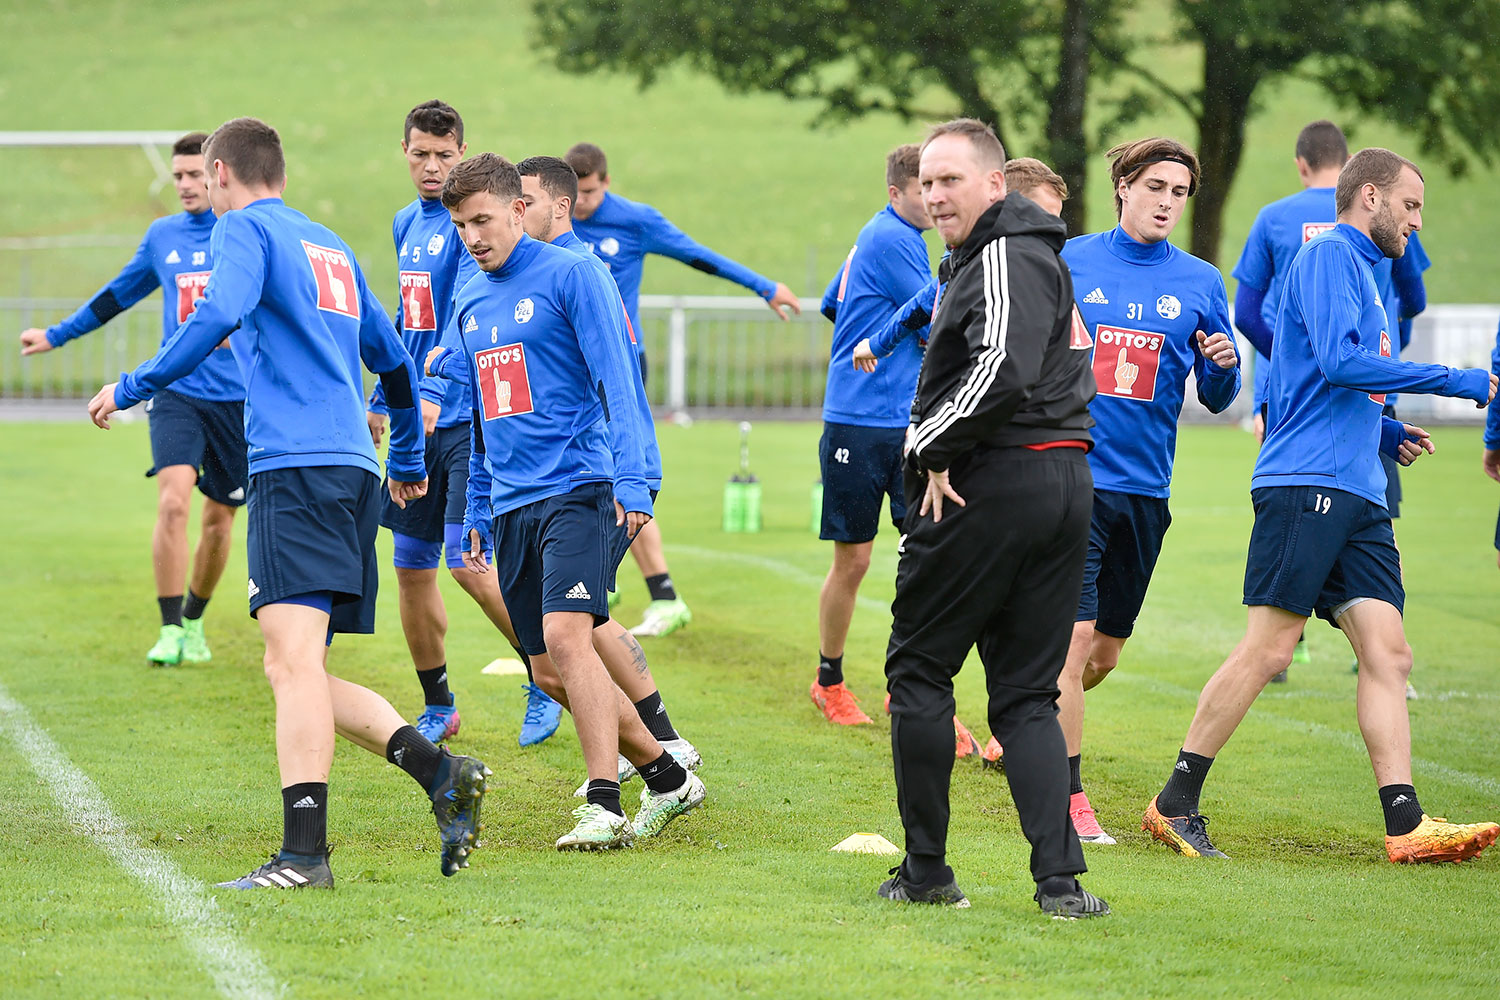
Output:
[885,446,1092,883]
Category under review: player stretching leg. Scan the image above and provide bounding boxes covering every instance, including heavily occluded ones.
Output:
[565,142,802,637]
[852,157,1073,766]
[444,154,705,849]
[89,118,490,888]
[1141,148,1498,863]
[22,132,245,666]
[810,145,937,730]
[365,100,558,747]
[1055,139,1240,845]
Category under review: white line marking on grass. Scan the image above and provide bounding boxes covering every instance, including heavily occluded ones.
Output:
[1116,673,1500,798]
[0,682,281,1000]
[670,544,889,613]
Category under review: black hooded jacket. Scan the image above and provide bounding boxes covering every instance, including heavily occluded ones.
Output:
[906,193,1097,473]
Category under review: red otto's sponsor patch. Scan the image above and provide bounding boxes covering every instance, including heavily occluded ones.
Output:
[175,271,211,324]
[1093,324,1164,401]
[1302,222,1336,243]
[1069,304,1093,350]
[475,343,534,420]
[302,240,359,319]
[1369,329,1392,405]
[400,271,436,331]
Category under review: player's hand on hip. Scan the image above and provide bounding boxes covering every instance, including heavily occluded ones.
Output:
[766,282,802,321]
[19,328,52,355]
[918,467,965,523]
[615,499,653,539]
[1197,330,1237,369]
[464,529,489,574]
[421,399,440,436]
[366,410,387,448]
[1483,448,1500,484]
[1395,423,1434,466]
[87,383,120,428]
[387,477,428,509]
[1252,409,1266,446]
[852,338,879,373]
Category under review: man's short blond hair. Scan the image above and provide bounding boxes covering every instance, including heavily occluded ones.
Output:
[1004,157,1068,203]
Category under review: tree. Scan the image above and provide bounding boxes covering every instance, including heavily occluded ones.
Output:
[531,0,1130,239]
[1113,0,1500,262]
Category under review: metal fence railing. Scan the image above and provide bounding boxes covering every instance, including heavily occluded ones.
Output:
[3,291,1495,423]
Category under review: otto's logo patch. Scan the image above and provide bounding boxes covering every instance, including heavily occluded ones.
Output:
[514,298,535,324]
[175,271,211,324]
[1155,294,1181,320]
[1094,324,1164,401]
[1369,330,1392,405]
[302,241,359,319]
[1303,222,1336,243]
[400,271,436,331]
[475,343,534,420]
[599,237,620,257]
[427,233,445,255]
[1068,304,1093,350]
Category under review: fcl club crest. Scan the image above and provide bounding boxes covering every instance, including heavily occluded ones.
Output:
[475,343,534,420]
[599,237,620,256]
[427,233,445,255]
[175,271,211,324]
[1155,294,1181,320]
[514,298,535,324]
[302,241,359,318]
[400,271,437,331]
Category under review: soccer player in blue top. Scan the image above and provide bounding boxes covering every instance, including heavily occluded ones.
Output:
[1142,148,1499,864]
[86,117,491,890]
[808,144,933,730]
[1487,319,1500,568]
[363,100,552,748]
[20,132,244,667]
[1055,138,1240,847]
[565,141,801,640]
[442,153,705,850]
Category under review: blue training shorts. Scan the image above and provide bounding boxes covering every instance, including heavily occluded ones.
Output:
[818,421,906,543]
[1075,489,1171,639]
[1243,485,1404,624]
[145,388,248,507]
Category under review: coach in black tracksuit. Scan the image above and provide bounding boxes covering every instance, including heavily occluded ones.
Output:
[878,119,1108,917]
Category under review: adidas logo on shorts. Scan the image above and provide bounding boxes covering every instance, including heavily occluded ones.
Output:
[247,578,260,599]
[1083,287,1109,305]
[228,487,245,501]
[565,581,592,600]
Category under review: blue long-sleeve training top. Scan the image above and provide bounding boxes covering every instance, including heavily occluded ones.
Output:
[456,235,656,522]
[1063,226,1241,498]
[820,206,931,428]
[115,198,425,482]
[573,191,776,340]
[47,210,244,403]
[1255,223,1489,506]
[369,196,476,427]
[1486,318,1500,450]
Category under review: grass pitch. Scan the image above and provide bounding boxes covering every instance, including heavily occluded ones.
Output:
[1,419,1497,999]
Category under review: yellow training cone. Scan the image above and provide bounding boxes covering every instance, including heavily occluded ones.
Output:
[481,658,528,676]
[830,833,900,855]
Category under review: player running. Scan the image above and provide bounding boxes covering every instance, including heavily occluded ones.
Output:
[87,117,490,889]
[21,132,244,667]
[809,144,938,731]
[1142,148,1499,864]
[444,153,706,850]
[1055,138,1241,846]
[364,100,558,748]
[565,141,801,639]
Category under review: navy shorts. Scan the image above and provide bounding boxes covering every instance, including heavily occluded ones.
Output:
[493,482,614,656]
[818,421,906,543]
[1243,485,1404,624]
[1075,489,1171,638]
[145,389,247,507]
[381,422,471,543]
[606,488,660,591]
[245,465,381,634]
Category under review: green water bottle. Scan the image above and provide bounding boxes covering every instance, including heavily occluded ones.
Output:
[742,474,763,533]
[811,480,823,534]
[723,477,749,532]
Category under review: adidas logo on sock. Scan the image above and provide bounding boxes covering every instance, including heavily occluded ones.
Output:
[1174,760,1191,773]
[291,796,318,809]
[1391,794,1410,805]
[565,581,591,600]
[392,748,406,765]
[1083,287,1109,304]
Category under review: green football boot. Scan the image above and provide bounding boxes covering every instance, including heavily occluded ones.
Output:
[147,624,185,666]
